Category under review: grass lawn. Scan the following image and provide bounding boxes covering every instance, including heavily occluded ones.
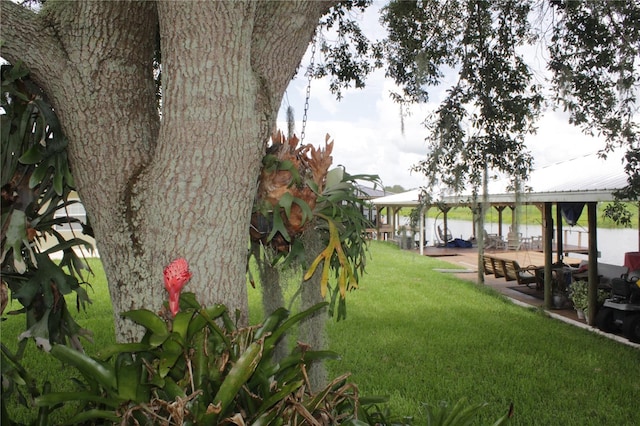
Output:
[326,243,640,425]
[3,243,640,425]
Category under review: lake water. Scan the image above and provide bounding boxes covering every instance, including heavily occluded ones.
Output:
[417,218,639,265]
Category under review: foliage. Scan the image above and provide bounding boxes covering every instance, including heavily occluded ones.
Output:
[376,0,640,201]
[13,293,389,425]
[309,167,380,319]
[1,342,51,426]
[548,0,640,200]
[250,132,380,320]
[1,62,94,350]
[384,185,406,194]
[312,0,384,100]
[422,399,512,426]
[602,200,633,228]
[568,280,609,312]
[383,0,542,196]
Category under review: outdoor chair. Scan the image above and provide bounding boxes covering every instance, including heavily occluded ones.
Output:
[437,225,454,244]
[507,231,523,251]
[484,230,506,250]
[504,260,539,288]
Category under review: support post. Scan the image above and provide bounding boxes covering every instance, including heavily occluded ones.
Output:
[419,206,425,256]
[496,206,506,237]
[556,203,564,263]
[544,202,553,309]
[587,202,598,326]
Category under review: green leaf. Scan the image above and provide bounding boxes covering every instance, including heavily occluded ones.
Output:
[279,192,294,218]
[42,238,94,256]
[267,211,290,242]
[325,167,344,189]
[97,343,153,361]
[29,164,50,189]
[253,380,304,419]
[159,335,184,378]
[35,392,120,409]
[208,341,263,422]
[1,209,29,273]
[18,145,43,164]
[254,307,289,341]
[186,304,226,340]
[17,309,51,346]
[292,197,313,224]
[33,98,63,139]
[265,302,328,346]
[121,309,169,339]
[50,344,117,391]
[179,291,202,310]
[52,158,63,195]
[116,353,149,402]
[277,159,300,181]
[161,376,187,400]
[60,409,121,426]
[171,310,194,342]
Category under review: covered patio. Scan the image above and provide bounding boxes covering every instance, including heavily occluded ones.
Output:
[371,152,639,325]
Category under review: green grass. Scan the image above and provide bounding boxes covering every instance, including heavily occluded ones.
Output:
[326,243,640,424]
[3,246,640,425]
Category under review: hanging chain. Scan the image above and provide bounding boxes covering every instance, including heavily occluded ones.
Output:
[300,33,317,143]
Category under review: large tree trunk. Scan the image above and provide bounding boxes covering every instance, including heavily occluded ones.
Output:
[1,0,336,341]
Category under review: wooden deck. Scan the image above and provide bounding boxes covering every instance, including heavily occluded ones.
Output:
[417,246,583,315]
[422,245,585,265]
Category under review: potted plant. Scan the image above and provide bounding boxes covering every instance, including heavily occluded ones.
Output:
[552,272,570,309]
[569,280,610,321]
[569,280,589,318]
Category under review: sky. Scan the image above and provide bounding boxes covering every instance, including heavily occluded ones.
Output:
[276,2,610,191]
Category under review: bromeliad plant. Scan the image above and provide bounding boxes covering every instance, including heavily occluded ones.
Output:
[32,295,386,425]
[19,258,386,424]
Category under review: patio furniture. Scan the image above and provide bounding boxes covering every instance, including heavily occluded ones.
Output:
[437,225,454,245]
[507,231,522,251]
[504,260,539,288]
[484,230,506,250]
[482,255,496,275]
[493,258,507,278]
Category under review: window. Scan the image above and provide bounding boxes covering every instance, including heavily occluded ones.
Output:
[53,202,86,232]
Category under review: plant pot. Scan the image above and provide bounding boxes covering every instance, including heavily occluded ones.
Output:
[576,309,585,320]
[552,294,566,309]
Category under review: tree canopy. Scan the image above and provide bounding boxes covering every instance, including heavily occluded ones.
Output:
[312,0,639,199]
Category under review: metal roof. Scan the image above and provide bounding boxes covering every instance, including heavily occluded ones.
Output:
[372,151,630,207]
[356,184,388,199]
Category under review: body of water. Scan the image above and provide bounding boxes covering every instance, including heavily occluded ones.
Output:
[420,218,638,265]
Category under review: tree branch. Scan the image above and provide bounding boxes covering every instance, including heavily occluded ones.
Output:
[250,1,339,116]
[0,0,67,84]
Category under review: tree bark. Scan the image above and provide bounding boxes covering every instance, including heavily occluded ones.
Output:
[1,0,337,341]
[299,227,328,391]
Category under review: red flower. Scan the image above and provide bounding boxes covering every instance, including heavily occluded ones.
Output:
[163,258,192,316]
